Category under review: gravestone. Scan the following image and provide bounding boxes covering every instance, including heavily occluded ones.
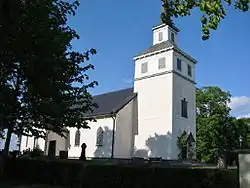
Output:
[235,149,250,188]
[79,143,87,160]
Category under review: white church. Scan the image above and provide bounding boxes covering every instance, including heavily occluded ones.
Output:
[20,10,197,160]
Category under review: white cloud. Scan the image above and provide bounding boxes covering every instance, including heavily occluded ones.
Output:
[229,96,250,118]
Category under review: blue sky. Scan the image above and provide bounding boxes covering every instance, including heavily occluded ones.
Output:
[1,0,250,150]
[68,0,250,117]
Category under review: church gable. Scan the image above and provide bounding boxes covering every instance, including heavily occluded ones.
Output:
[87,87,136,117]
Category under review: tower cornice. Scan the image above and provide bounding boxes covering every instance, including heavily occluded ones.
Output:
[152,23,180,33]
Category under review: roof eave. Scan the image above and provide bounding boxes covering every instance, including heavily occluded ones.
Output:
[133,46,174,61]
[173,48,198,64]
[152,23,180,33]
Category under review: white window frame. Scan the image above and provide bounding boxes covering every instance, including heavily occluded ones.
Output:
[158,57,166,69]
[141,62,148,73]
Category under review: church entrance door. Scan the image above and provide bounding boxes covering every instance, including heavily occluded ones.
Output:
[48,140,56,157]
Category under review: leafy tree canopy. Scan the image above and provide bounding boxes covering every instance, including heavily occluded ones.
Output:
[196,86,249,163]
[161,0,250,40]
[0,0,97,154]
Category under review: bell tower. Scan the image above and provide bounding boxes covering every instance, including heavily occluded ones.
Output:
[133,2,197,159]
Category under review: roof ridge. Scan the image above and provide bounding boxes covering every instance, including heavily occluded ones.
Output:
[93,87,134,97]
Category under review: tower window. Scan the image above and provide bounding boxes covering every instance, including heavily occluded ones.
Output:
[171,32,175,43]
[158,57,166,69]
[141,62,148,73]
[74,129,81,147]
[159,32,163,42]
[181,98,188,118]
[188,64,192,77]
[177,58,182,71]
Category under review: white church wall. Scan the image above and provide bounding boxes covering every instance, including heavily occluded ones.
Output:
[68,117,114,159]
[134,50,173,80]
[172,68,196,159]
[45,131,69,156]
[134,72,173,159]
[114,97,137,158]
[20,135,45,152]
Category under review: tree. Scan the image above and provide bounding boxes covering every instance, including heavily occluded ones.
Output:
[177,131,187,159]
[0,0,97,155]
[161,0,250,40]
[196,86,249,163]
[237,117,250,146]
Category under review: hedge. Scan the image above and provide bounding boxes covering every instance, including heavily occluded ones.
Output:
[2,157,84,187]
[2,158,239,188]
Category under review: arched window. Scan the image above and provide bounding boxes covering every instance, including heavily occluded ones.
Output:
[96,127,104,146]
[74,129,80,147]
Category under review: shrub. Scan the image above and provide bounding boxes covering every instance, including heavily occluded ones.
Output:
[2,158,239,188]
[21,148,44,159]
[83,165,238,188]
[2,158,84,187]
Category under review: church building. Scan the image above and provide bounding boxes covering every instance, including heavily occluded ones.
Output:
[20,8,197,160]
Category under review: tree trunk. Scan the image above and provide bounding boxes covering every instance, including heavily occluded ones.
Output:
[3,126,13,157]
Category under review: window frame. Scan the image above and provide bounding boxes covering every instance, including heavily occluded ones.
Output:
[188,64,192,77]
[74,129,81,147]
[96,127,104,147]
[158,57,166,69]
[171,32,175,43]
[141,62,148,73]
[181,98,188,118]
[159,32,163,42]
[177,58,182,71]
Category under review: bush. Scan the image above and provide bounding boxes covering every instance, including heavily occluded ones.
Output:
[2,158,84,187]
[21,148,44,159]
[83,165,238,188]
[2,158,239,188]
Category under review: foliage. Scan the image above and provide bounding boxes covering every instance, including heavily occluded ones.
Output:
[134,148,149,158]
[3,158,84,186]
[0,0,97,153]
[196,86,249,163]
[21,148,44,159]
[177,131,196,160]
[161,0,250,40]
[3,158,238,188]
[241,118,250,145]
[177,131,187,159]
[0,129,4,139]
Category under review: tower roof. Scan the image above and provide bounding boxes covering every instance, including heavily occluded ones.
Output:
[134,41,197,64]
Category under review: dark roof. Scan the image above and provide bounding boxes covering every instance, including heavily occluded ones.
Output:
[89,87,135,117]
[135,41,174,57]
[134,41,197,64]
